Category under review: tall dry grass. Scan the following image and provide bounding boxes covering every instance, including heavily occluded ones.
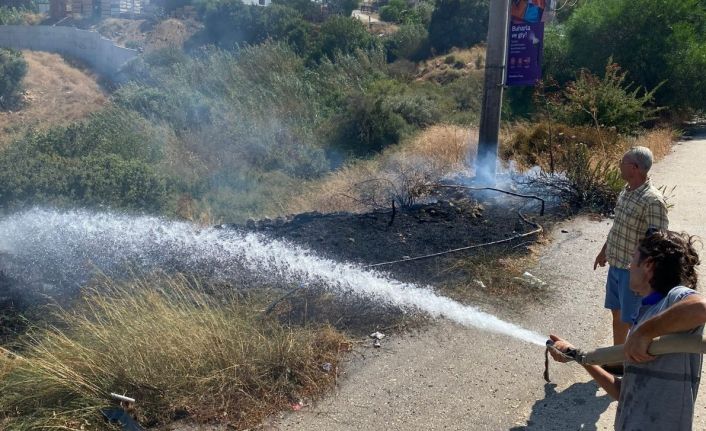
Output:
[0,274,348,430]
[630,128,678,161]
[287,124,477,214]
[502,121,678,211]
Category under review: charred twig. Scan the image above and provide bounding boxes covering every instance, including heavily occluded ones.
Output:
[263,283,304,316]
[365,211,543,268]
[432,184,545,216]
[388,200,396,227]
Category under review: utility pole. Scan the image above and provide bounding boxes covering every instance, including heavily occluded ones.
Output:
[475,0,510,183]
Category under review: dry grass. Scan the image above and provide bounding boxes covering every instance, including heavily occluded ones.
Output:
[416,45,486,83]
[0,51,107,148]
[287,124,477,214]
[0,274,348,430]
[96,18,202,51]
[630,128,678,161]
[502,121,677,170]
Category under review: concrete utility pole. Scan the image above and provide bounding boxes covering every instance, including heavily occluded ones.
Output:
[475,0,510,183]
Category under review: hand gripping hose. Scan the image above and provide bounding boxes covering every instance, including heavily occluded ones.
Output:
[546,333,706,366]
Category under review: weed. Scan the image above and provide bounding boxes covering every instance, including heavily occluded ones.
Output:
[0,274,348,430]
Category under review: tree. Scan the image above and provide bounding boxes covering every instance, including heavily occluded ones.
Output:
[315,16,377,61]
[564,0,706,111]
[0,48,27,109]
[326,0,358,17]
[201,0,313,54]
[383,23,430,61]
[379,0,406,23]
[428,0,489,53]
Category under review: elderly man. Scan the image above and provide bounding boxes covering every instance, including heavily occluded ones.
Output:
[551,230,706,431]
[594,146,668,347]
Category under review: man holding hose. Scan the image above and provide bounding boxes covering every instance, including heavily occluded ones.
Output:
[551,230,706,431]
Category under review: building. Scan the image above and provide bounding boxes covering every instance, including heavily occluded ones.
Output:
[49,0,149,19]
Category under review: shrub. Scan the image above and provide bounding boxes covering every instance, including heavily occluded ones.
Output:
[331,92,410,155]
[383,23,430,62]
[564,0,706,111]
[315,16,378,62]
[0,274,348,430]
[326,0,358,17]
[201,0,313,54]
[0,108,170,211]
[0,48,27,109]
[0,6,26,24]
[550,61,662,134]
[428,0,489,53]
[379,0,406,23]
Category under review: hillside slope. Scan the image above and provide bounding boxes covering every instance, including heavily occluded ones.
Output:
[0,51,107,147]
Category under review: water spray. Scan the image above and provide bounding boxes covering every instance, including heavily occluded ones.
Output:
[0,208,547,347]
[546,333,706,365]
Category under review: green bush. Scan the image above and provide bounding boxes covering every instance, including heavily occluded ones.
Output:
[0,109,170,211]
[542,24,575,84]
[326,0,359,17]
[564,0,706,111]
[551,61,661,134]
[328,79,444,155]
[0,48,27,109]
[315,16,378,61]
[331,93,410,155]
[383,23,430,62]
[273,0,323,21]
[200,0,313,54]
[379,0,406,22]
[0,6,27,24]
[428,0,488,53]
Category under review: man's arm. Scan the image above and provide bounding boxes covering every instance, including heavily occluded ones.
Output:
[594,242,607,270]
[646,198,668,230]
[624,293,706,362]
[548,334,621,400]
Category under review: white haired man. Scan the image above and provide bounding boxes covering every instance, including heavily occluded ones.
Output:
[594,147,669,355]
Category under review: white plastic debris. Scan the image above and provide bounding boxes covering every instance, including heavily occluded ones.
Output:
[369,331,386,340]
[110,393,135,404]
[513,271,547,289]
[373,339,381,348]
[473,279,486,289]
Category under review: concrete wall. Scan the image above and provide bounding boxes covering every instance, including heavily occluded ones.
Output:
[0,25,138,80]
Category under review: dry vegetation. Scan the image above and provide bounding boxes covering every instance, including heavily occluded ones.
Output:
[416,45,486,84]
[96,18,202,51]
[502,123,677,171]
[287,124,477,214]
[0,51,106,147]
[0,274,348,430]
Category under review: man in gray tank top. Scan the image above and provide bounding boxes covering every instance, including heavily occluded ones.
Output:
[549,230,706,430]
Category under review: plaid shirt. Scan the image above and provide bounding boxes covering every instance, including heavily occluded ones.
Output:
[606,179,668,268]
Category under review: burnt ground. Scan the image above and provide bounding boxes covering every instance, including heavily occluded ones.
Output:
[224,184,567,318]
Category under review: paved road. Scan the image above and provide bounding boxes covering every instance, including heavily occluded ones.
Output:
[273,137,706,430]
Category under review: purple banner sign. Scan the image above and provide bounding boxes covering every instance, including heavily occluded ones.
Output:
[505,22,544,87]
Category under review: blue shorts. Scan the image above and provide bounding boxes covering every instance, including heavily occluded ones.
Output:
[604,266,642,323]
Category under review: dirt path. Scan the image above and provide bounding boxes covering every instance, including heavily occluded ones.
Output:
[272,136,706,430]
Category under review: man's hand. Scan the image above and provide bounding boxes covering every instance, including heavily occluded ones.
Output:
[594,247,607,270]
[548,334,575,363]
[624,332,656,363]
